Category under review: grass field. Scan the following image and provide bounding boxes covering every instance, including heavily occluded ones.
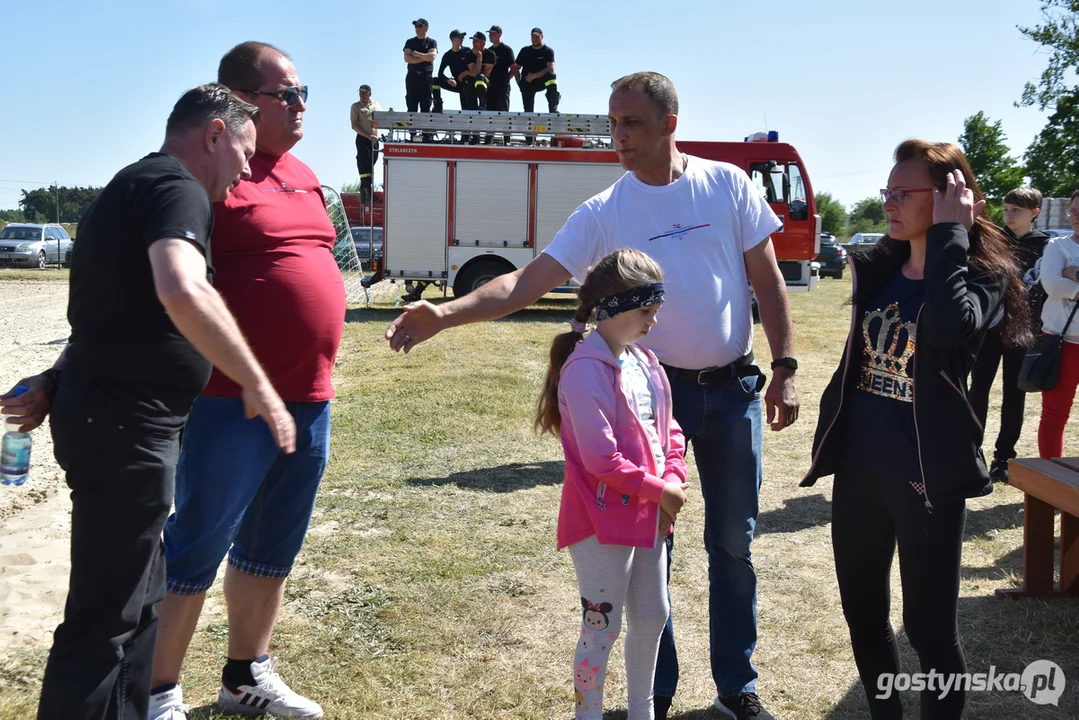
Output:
[0,276,1076,719]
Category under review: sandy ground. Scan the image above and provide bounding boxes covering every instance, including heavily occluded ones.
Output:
[0,280,71,654]
[0,277,406,657]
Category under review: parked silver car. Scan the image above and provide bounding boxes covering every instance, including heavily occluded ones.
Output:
[0,223,73,268]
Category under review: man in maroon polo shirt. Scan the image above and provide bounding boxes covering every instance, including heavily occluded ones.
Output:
[148,42,344,720]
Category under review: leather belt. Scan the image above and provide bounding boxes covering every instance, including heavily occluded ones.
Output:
[661,352,759,386]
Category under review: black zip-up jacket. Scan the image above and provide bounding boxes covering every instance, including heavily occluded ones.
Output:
[1005,226,1049,276]
[802,223,1006,509]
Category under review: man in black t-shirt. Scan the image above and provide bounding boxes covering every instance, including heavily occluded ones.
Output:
[403,18,438,113]
[0,84,295,719]
[433,29,470,113]
[462,32,496,112]
[486,25,515,112]
[513,27,559,112]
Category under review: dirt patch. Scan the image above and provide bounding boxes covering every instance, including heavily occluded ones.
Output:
[0,280,69,524]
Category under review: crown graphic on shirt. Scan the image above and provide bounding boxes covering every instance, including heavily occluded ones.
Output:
[862,302,916,376]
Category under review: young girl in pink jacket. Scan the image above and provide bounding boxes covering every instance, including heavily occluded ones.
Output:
[535,248,690,720]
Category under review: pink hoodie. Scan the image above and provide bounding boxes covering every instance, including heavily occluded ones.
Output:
[556,330,689,550]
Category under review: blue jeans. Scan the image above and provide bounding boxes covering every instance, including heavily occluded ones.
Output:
[163,396,331,594]
[654,371,763,699]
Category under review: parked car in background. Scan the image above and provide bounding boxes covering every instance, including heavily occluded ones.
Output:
[343,226,383,271]
[844,232,884,255]
[1045,228,1073,239]
[0,223,73,268]
[815,232,847,279]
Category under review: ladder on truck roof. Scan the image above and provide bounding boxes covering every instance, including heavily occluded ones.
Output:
[373,110,612,145]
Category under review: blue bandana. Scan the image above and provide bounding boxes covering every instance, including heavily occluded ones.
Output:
[595,283,665,321]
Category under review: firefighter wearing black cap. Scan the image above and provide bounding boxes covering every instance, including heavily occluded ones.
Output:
[403,18,438,112]
[350,84,381,201]
[462,32,496,111]
[486,25,515,112]
[513,27,559,112]
[433,29,472,113]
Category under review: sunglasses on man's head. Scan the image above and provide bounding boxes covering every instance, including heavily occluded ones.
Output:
[242,85,309,108]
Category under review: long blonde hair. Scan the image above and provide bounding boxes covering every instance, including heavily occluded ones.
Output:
[534,248,664,435]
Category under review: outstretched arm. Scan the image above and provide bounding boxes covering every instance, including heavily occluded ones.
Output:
[385,253,571,353]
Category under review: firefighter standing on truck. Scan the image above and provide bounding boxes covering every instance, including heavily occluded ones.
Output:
[486,25,515,112]
[462,32,496,111]
[432,30,471,113]
[513,27,559,112]
[350,84,380,201]
[403,18,438,113]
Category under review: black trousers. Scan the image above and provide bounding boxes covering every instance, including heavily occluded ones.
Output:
[832,467,967,720]
[38,378,179,720]
[355,135,378,199]
[461,75,489,110]
[431,77,462,113]
[405,73,432,112]
[487,81,511,111]
[968,327,1026,462]
[520,74,559,112]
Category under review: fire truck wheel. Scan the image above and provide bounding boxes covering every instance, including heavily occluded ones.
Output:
[453,260,511,298]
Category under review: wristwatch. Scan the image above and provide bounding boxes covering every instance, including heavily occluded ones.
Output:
[771,357,798,372]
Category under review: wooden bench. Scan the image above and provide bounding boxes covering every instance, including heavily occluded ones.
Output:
[996,457,1079,599]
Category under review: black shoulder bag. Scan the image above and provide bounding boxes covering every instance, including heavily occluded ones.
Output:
[1018,301,1079,393]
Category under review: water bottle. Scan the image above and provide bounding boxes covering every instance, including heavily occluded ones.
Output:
[1,385,32,486]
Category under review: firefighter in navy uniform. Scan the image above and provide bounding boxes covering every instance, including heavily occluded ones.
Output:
[486,25,515,112]
[403,18,438,113]
[462,32,496,111]
[432,30,472,113]
[513,27,559,113]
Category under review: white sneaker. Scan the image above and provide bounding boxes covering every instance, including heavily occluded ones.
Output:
[149,686,189,720]
[218,656,324,719]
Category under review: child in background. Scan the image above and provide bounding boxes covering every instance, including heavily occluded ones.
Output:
[968,186,1049,481]
[535,248,689,720]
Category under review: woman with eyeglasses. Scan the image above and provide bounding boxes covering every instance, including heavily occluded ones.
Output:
[1036,189,1079,460]
[802,140,1032,719]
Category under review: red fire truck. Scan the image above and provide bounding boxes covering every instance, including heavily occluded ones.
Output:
[347,112,820,301]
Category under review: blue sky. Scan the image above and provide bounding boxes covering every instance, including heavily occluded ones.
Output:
[1,0,1057,212]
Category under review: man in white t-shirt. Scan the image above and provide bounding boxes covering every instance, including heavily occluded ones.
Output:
[385,72,798,720]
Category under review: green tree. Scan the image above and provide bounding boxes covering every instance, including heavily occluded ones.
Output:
[957,112,1026,225]
[1019,0,1079,110]
[848,197,889,235]
[815,192,848,236]
[19,185,101,223]
[1015,1,1079,202]
[1024,88,1079,197]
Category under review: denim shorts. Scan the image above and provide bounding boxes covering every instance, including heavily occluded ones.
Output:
[163,396,330,595]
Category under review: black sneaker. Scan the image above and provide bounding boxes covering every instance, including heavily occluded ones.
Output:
[653,695,672,720]
[990,459,1010,483]
[714,692,775,720]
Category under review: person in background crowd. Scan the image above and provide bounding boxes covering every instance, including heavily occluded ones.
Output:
[462,31,495,112]
[433,29,470,114]
[403,18,438,117]
[486,25,515,112]
[0,83,295,720]
[1036,189,1079,461]
[149,42,344,720]
[513,28,559,113]
[350,84,381,202]
[803,140,1033,720]
[968,186,1048,482]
